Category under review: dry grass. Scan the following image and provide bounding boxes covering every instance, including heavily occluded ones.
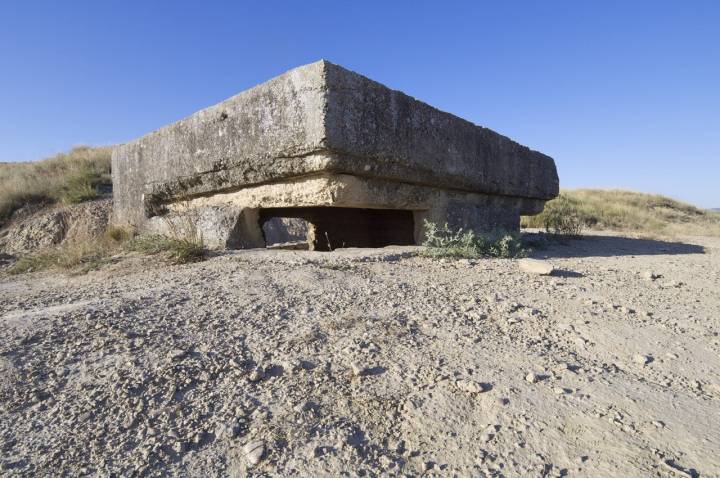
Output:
[0,146,111,228]
[7,230,125,275]
[522,189,720,237]
[7,227,206,275]
[123,234,206,265]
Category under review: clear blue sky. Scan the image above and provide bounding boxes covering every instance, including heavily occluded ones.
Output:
[1,1,718,207]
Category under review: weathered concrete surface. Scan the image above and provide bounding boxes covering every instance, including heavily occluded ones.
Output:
[160,173,542,247]
[112,60,559,248]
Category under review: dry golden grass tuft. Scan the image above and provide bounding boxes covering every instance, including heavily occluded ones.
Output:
[0,146,111,227]
[8,239,113,275]
[6,227,127,275]
[522,189,720,237]
[7,227,206,275]
[123,234,206,265]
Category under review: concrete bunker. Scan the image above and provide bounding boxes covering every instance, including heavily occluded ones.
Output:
[112,61,559,250]
[260,207,416,250]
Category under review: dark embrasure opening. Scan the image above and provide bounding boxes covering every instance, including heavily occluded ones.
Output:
[259,207,415,251]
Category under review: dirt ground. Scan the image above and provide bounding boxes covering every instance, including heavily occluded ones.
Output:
[1,232,718,477]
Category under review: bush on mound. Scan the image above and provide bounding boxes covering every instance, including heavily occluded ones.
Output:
[0,146,111,228]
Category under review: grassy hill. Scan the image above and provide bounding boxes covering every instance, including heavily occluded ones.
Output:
[0,146,111,228]
[522,189,720,237]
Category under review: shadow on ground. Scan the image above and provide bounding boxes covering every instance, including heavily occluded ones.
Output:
[525,233,705,259]
[551,269,585,278]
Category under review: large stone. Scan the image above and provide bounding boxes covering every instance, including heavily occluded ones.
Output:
[518,258,555,275]
[112,61,559,249]
[242,440,265,466]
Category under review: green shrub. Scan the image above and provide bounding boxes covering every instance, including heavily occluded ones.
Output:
[539,194,585,237]
[62,171,101,204]
[421,220,526,259]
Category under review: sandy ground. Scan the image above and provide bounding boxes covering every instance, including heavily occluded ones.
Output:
[1,232,719,477]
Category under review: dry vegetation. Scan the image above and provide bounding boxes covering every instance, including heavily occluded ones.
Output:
[0,146,112,228]
[7,229,206,275]
[7,231,125,275]
[522,189,720,237]
[1,147,205,274]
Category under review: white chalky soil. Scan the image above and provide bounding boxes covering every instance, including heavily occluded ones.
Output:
[1,232,718,477]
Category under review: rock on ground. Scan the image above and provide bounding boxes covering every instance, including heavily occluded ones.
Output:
[518,258,555,275]
[0,233,719,476]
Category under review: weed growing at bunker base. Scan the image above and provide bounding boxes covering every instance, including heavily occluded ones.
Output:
[420,220,527,259]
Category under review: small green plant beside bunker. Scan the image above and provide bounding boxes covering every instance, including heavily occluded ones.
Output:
[421,220,527,259]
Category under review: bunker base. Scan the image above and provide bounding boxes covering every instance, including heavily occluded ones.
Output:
[147,173,546,250]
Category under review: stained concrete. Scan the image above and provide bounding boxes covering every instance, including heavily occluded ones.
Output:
[112,60,559,249]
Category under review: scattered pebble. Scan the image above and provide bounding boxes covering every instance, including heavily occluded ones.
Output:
[455,379,488,394]
[248,368,265,382]
[480,424,499,442]
[518,259,555,275]
[634,354,652,366]
[661,459,695,478]
[350,361,369,376]
[243,440,265,467]
[641,271,660,281]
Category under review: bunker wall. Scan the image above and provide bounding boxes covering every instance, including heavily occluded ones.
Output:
[112,60,559,232]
